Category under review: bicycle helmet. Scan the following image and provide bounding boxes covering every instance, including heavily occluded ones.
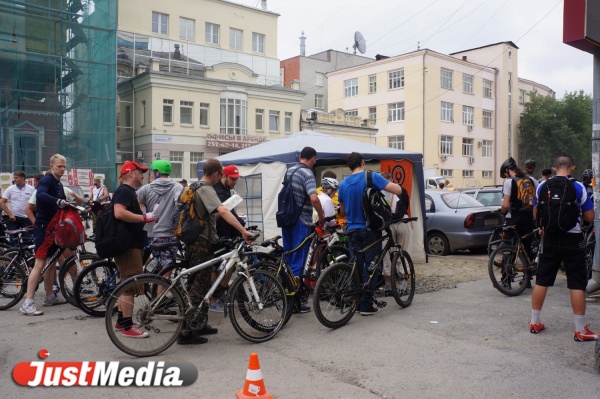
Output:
[500,157,517,179]
[321,177,339,190]
[582,169,593,186]
[150,159,172,175]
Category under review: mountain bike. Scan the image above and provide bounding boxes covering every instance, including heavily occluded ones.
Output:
[104,234,287,357]
[312,217,417,329]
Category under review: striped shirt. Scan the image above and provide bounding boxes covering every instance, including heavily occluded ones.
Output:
[286,163,317,226]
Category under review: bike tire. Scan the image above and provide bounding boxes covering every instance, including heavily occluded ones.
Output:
[488,245,530,296]
[312,262,360,329]
[228,269,287,343]
[58,253,100,307]
[105,274,185,357]
[390,250,415,308]
[249,261,295,327]
[0,255,27,310]
[316,244,350,278]
[73,259,119,317]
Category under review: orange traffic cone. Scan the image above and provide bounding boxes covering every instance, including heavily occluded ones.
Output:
[236,353,273,399]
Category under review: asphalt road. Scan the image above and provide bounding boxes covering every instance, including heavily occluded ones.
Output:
[2,261,600,399]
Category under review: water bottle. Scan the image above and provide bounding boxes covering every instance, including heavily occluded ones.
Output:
[367,260,377,273]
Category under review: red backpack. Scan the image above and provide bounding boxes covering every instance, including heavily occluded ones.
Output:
[49,207,86,249]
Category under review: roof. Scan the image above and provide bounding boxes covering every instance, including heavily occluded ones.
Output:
[449,41,519,55]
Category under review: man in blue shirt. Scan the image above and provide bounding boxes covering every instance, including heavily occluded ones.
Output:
[338,152,403,315]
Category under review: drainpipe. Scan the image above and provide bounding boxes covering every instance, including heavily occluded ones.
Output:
[130,79,135,162]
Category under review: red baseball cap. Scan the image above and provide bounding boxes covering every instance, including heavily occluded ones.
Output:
[222,165,240,178]
[120,161,149,178]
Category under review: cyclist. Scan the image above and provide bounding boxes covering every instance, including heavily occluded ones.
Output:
[316,177,338,228]
[582,169,594,201]
[523,159,539,188]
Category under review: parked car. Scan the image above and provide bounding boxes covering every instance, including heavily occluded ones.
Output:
[462,186,503,207]
[424,190,504,256]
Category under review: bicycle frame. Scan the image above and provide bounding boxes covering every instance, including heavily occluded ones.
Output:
[347,228,398,289]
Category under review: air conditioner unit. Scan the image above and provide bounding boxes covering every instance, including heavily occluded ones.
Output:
[441,155,447,161]
[468,156,475,163]
[468,125,473,131]
[477,141,483,147]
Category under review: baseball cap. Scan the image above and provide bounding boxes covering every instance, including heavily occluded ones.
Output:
[222,165,240,178]
[120,161,149,178]
[179,179,187,183]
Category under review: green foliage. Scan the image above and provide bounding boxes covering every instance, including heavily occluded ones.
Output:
[519,90,592,171]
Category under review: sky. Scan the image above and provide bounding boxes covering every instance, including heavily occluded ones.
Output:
[236,0,594,98]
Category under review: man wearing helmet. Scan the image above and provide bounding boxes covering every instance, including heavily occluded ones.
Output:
[317,177,338,228]
[582,169,594,201]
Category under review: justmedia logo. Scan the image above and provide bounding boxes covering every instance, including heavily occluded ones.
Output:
[12,349,198,387]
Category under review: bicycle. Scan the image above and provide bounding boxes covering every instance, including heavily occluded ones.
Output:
[104,234,287,357]
[583,224,595,280]
[312,217,418,329]
[488,225,540,296]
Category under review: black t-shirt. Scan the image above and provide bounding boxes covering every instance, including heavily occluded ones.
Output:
[112,184,145,249]
[213,180,244,239]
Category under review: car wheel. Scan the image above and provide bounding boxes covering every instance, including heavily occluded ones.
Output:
[427,232,450,256]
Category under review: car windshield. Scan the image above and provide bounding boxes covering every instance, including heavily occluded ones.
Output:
[440,192,484,208]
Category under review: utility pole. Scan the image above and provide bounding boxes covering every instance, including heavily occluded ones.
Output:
[587,52,600,293]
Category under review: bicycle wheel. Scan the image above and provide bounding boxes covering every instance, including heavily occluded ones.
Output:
[59,253,100,307]
[316,244,350,277]
[105,275,185,357]
[488,245,530,296]
[390,250,415,308]
[0,256,27,310]
[249,261,295,327]
[73,260,119,317]
[312,262,360,329]
[228,269,286,343]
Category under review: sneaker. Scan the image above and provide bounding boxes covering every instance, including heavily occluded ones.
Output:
[43,295,67,306]
[359,307,379,316]
[529,321,545,334]
[115,322,141,331]
[19,303,43,316]
[574,324,600,342]
[209,299,225,313]
[122,326,149,338]
[198,324,218,335]
[293,304,311,314]
[177,332,208,345]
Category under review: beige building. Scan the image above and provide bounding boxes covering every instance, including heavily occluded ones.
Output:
[328,42,554,187]
[116,0,304,182]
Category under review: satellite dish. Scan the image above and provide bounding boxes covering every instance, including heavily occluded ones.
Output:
[353,31,366,54]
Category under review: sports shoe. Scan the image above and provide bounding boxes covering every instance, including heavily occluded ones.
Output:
[209,299,225,313]
[198,324,218,335]
[43,295,67,306]
[19,303,43,316]
[122,326,149,338]
[177,332,208,345]
[529,321,545,334]
[574,324,600,342]
[359,307,379,316]
[115,322,141,331]
[293,304,311,314]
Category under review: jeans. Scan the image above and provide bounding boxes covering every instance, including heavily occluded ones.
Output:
[348,228,382,311]
[282,219,311,277]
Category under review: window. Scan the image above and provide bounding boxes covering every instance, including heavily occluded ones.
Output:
[255,109,264,131]
[230,28,242,50]
[205,23,219,44]
[344,78,358,97]
[190,152,204,178]
[125,106,131,128]
[220,98,247,135]
[441,135,453,155]
[163,99,173,124]
[284,112,292,133]
[441,69,453,89]
[315,73,324,86]
[462,106,474,126]
[462,138,474,156]
[462,170,474,178]
[462,74,473,94]
[179,18,194,40]
[388,135,405,150]
[345,110,358,117]
[314,94,324,109]
[369,75,376,93]
[368,106,377,122]
[170,151,183,178]
[482,170,493,179]
[441,101,453,122]
[199,103,209,127]
[388,69,404,89]
[141,101,146,126]
[180,101,193,125]
[482,140,492,157]
[269,111,279,132]
[482,110,493,128]
[252,32,264,53]
[152,12,168,35]
[483,79,493,98]
[519,89,526,104]
[441,169,453,177]
[388,102,405,122]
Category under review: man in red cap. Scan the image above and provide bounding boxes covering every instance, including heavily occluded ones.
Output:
[111,161,157,338]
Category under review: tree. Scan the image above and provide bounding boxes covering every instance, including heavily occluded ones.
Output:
[519,90,592,172]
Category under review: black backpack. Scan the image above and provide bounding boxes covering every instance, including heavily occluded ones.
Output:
[276,165,308,228]
[537,177,580,234]
[94,201,132,259]
[391,188,410,223]
[361,170,392,231]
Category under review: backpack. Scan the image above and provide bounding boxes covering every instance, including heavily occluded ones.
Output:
[51,207,86,249]
[361,170,392,231]
[276,165,308,228]
[94,202,132,258]
[510,176,535,212]
[391,188,410,223]
[537,177,580,234]
[172,181,207,244]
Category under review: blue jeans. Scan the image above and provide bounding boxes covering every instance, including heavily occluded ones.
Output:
[349,228,382,311]
[282,219,311,277]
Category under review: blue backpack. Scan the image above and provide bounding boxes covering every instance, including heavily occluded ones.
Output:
[276,165,308,228]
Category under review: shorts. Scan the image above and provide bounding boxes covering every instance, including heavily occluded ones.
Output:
[113,248,144,295]
[33,223,59,259]
[536,233,587,291]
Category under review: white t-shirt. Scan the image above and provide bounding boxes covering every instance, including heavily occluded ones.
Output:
[316,192,336,227]
[2,184,34,218]
[92,185,107,201]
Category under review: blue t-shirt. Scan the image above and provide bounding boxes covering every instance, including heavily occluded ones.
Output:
[338,171,389,231]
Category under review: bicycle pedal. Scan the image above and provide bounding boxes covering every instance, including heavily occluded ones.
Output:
[375,300,387,308]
